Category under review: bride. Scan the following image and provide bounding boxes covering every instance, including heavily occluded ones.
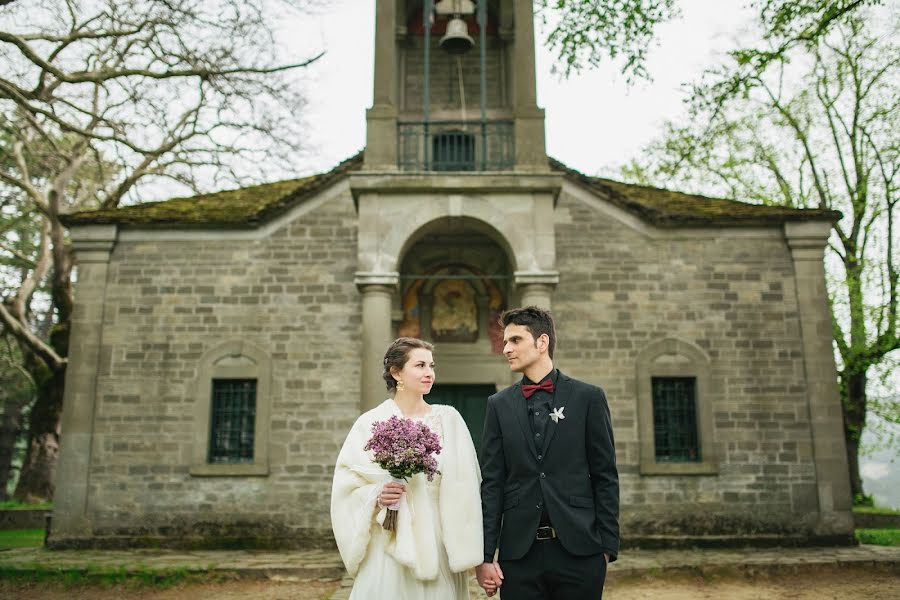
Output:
[331,337,491,599]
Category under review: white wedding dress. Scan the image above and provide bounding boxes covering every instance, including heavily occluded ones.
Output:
[348,406,470,600]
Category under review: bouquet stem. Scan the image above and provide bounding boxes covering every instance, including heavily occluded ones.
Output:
[382,476,404,532]
[383,508,398,531]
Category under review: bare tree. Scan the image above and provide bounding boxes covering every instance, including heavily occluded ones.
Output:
[0,0,321,501]
[623,14,898,502]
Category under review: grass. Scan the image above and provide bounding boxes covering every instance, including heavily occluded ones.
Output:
[0,527,226,590]
[0,528,43,549]
[0,501,52,510]
[0,565,213,589]
[853,505,900,515]
[855,528,900,546]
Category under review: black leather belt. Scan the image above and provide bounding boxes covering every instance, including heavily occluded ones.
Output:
[536,525,557,541]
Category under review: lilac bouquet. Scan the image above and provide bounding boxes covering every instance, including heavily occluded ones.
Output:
[364,415,442,531]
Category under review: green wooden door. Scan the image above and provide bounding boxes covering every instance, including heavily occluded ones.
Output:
[427,384,494,458]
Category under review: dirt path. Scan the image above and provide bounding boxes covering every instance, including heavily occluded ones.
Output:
[0,578,341,600]
[1,565,898,599]
[604,565,900,599]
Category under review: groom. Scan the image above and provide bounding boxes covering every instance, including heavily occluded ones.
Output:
[477,306,619,599]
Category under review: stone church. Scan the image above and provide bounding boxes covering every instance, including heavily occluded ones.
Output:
[53,0,854,548]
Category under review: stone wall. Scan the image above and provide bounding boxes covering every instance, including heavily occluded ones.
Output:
[80,190,360,547]
[0,509,50,530]
[552,185,821,540]
[55,176,850,548]
[401,36,507,115]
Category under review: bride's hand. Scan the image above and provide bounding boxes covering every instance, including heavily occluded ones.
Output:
[377,481,406,507]
[476,562,503,596]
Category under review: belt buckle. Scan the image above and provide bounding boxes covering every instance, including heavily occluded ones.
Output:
[536,526,556,541]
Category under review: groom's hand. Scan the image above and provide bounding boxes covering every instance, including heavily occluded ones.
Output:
[476,562,503,596]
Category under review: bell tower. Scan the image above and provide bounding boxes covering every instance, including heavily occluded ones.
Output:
[364,0,548,171]
[354,0,559,412]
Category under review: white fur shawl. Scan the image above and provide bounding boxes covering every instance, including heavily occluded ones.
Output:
[330,399,483,579]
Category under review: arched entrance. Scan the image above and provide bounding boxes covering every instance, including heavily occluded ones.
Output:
[395,218,514,454]
[351,180,561,414]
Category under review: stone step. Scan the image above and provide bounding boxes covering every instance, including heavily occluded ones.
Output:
[1,544,898,591]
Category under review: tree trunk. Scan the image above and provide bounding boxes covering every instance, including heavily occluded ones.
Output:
[845,435,864,503]
[841,369,868,502]
[12,365,65,503]
[13,322,69,504]
[0,398,28,501]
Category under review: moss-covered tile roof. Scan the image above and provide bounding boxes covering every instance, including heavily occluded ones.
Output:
[61,151,839,229]
[550,158,841,227]
[60,153,364,229]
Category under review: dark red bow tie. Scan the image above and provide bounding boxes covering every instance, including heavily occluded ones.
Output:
[522,379,555,399]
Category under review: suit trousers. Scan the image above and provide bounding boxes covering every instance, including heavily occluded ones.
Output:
[498,537,607,600]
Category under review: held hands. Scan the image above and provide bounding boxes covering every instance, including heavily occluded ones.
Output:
[377,481,406,508]
[476,562,504,597]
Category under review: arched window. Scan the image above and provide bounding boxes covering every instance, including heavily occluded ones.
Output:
[190,341,272,476]
[636,338,718,475]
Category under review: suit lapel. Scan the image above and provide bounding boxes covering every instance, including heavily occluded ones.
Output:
[511,382,539,461]
[541,371,571,456]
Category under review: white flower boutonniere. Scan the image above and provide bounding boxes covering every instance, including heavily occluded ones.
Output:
[550,406,565,423]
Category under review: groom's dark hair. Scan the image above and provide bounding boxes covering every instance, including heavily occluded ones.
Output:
[500,306,556,359]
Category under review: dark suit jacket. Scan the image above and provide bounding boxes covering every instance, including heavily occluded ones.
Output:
[480,370,619,562]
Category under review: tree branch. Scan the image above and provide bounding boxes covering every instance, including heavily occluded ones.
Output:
[0,31,322,91]
[11,219,51,320]
[0,300,65,371]
[0,144,49,216]
[0,240,37,268]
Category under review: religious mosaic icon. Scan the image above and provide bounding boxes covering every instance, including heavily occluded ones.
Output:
[431,279,478,342]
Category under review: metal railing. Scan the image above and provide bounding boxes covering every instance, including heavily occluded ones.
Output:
[398,120,514,171]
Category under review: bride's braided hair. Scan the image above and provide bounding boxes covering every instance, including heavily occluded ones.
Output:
[382,337,434,391]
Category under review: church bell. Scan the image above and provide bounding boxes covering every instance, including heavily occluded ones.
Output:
[439,15,475,54]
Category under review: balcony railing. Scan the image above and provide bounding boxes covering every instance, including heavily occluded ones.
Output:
[398,120,514,172]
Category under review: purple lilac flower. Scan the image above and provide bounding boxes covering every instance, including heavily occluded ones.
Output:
[364,415,442,481]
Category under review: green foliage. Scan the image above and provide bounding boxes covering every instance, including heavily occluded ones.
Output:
[539,1,876,84]
[854,493,876,508]
[0,338,33,405]
[0,528,43,548]
[691,0,883,112]
[855,528,900,546]
[853,505,900,515]
[862,359,900,456]
[756,0,882,42]
[537,0,680,82]
[0,335,34,498]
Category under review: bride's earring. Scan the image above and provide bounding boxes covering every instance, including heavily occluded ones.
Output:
[396,379,405,392]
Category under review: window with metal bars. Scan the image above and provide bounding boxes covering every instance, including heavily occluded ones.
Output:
[432,130,475,171]
[208,379,256,464]
[651,377,700,462]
